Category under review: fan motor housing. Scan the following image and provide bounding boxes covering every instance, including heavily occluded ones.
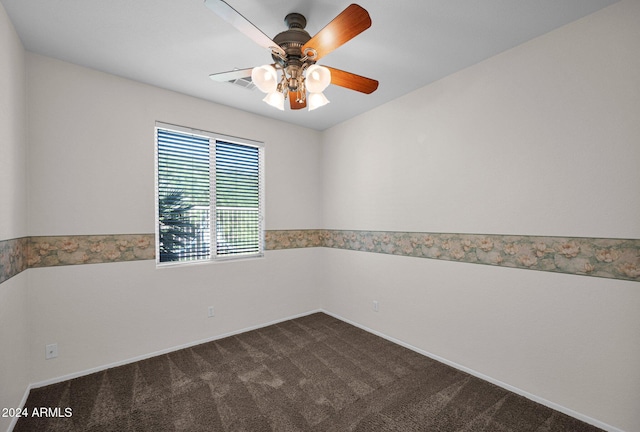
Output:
[271,13,313,66]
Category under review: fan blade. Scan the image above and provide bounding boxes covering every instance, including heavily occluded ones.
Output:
[209,68,253,82]
[204,0,286,57]
[289,92,306,110]
[325,66,378,94]
[301,4,371,61]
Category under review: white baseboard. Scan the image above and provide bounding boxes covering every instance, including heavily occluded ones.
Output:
[9,308,624,432]
[320,309,625,432]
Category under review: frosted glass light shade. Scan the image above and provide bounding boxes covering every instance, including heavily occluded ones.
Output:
[263,92,285,111]
[305,65,331,93]
[307,92,330,111]
[251,65,278,93]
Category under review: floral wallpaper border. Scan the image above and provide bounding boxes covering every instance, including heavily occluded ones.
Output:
[27,235,156,268]
[1,230,639,284]
[268,230,640,282]
[0,235,155,284]
[0,237,28,285]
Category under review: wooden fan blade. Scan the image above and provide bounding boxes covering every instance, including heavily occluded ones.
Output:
[204,0,286,57]
[302,4,371,61]
[209,68,253,82]
[325,66,378,94]
[289,92,307,110]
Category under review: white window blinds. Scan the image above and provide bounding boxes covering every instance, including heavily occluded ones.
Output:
[215,141,263,257]
[155,123,264,264]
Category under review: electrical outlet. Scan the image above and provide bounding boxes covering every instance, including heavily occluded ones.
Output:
[208,306,215,318]
[45,343,58,360]
[373,300,379,312]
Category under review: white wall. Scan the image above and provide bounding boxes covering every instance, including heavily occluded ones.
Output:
[0,4,29,432]
[27,249,324,383]
[26,54,323,235]
[4,2,640,431]
[0,1,27,239]
[322,1,640,238]
[321,1,640,431]
[25,53,324,383]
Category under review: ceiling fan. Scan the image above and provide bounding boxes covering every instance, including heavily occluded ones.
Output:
[205,1,379,111]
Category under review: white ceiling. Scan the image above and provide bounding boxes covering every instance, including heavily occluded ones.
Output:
[2,0,618,130]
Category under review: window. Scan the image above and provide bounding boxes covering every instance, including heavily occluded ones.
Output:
[155,122,264,264]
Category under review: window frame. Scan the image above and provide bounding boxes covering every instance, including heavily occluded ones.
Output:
[154,121,265,266]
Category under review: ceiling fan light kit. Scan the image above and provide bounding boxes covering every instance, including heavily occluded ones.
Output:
[263,90,285,111]
[308,92,330,111]
[305,64,331,93]
[206,0,379,112]
[251,65,278,93]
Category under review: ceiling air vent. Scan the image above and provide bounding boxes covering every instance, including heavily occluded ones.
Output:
[227,75,256,91]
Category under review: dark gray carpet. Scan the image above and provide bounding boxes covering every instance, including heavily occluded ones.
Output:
[15,313,603,431]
